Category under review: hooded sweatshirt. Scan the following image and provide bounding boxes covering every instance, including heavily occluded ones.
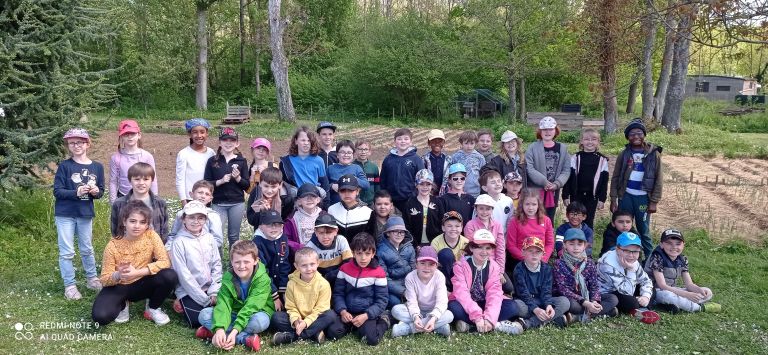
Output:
[284,208,324,253]
[213,263,276,332]
[252,229,291,293]
[285,270,332,327]
[597,250,653,298]
[167,207,223,249]
[171,228,223,306]
[380,147,425,202]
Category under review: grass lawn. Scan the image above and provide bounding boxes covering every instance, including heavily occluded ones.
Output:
[1,191,767,354]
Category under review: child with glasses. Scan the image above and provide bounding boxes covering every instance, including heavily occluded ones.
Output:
[429,163,475,241]
[554,201,595,259]
[353,138,380,206]
[327,140,370,205]
[376,216,416,308]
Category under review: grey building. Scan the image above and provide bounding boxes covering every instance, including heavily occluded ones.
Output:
[685,75,759,101]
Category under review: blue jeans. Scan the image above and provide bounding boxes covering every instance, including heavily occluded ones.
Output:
[618,194,653,258]
[55,216,97,287]
[213,203,246,249]
[198,307,271,344]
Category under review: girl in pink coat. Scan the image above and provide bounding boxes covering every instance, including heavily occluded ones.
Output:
[506,190,555,268]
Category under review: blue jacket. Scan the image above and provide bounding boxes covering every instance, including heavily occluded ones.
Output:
[327,163,370,205]
[513,262,555,311]
[252,229,291,294]
[380,147,425,202]
[376,231,416,296]
[333,258,388,318]
[554,223,595,258]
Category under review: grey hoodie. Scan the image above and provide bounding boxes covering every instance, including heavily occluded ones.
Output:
[166,207,223,250]
[597,250,653,298]
[171,228,223,306]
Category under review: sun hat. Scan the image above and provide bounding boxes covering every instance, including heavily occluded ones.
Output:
[539,116,557,129]
[500,130,518,143]
[474,194,495,207]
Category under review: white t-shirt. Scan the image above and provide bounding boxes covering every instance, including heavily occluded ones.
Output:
[175,146,215,200]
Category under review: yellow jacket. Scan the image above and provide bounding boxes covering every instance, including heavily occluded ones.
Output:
[285,270,331,327]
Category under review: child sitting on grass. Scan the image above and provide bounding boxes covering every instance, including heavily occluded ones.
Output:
[644,229,720,313]
[284,183,324,253]
[431,211,469,289]
[376,216,416,308]
[599,210,638,257]
[391,246,453,338]
[167,180,223,249]
[196,240,275,351]
[252,210,290,311]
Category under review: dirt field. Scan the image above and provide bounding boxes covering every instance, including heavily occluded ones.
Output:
[88,127,768,244]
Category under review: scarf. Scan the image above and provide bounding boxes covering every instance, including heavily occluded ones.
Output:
[294,208,320,245]
[562,252,590,303]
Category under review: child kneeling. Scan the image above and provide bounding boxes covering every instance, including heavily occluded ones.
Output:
[391,246,453,337]
[196,240,275,351]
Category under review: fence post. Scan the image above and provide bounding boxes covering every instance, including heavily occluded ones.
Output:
[714,175,718,186]
[689,171,693,183]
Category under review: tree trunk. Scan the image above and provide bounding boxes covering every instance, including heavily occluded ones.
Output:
[507,69,516,123]
[640,0,657,120]
[626,66,640,114]
[661,4,696,133]
[195,4,208,111]
[239,0,246,86]
[268,0,296,122]
[519,77,526,122]
[248,0,261,93]
[654,0,677,121]
[598,0,619,133]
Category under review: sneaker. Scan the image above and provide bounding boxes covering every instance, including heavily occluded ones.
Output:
[653,303,680,314]
[495,320,524,335]
[435,324,451,337]
[608,307,619,318]
[143,307,171,325]
[272,332,295,345]
[702,302,721,313]
[115,302,130,324]
[380,310,391,329]
[314,331,326,344]
[630,308,660,324]
[454,320,470,333]
[195,326,213,339]
[173,299,183,314]
[564,312,576,324]
[391,322,412,338]
[244,334,261,351]
[64,285,82,300]
[86,278,103,291]
[553,315,568,328]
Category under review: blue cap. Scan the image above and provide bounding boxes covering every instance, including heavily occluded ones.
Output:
[448,163,467,176]
[185,118,211,132]
[617,232,642,247]
[316,121,337,133]
[563,228,587,242]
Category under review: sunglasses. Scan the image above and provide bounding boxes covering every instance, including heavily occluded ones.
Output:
[451,176,466,182]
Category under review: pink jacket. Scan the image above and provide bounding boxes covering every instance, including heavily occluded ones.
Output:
[448,257,506,326]
[464,218,506,270]
[505,216,554,263]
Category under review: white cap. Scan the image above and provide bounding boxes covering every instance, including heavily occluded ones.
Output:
[539,116,557,129]
[472,229,496,246]
[427,129,446,141]
[183,200,208,216]
[474,194,495,207]
[500,130,518,142]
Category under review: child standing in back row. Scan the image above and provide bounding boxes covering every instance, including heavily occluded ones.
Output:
[54,128,105,300]
[563,129,609,229]
[381,128,425,214]
[422,129,452,196]
[452,131,486,198]
[525,117,571,223]
[354,138,380,206]
[176,118,215,206]
[109,119,157,203]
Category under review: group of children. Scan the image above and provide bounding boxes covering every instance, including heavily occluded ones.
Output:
[53,116,719,351]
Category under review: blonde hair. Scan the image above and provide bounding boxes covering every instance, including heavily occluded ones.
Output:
[230,240,259,262]
[578,129,601,151]
[515,189,547,225]
[295,247,319,262]
[499,138,525,165]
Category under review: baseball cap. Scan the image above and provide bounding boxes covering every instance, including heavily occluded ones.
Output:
[504,172,523,183]
[660,229,684,242]
[617,232,642,247]
[539,116,558,129]
[259,209,283,225]
[417,246,439,263]
[63,128,90,141]
[563,228,587,242]
[314,214,338,229]
[448,163,467,176]
[472,229,496,246]
[427,129,446,141]
[182,200,208,216]
[297,183,321,198]
[219,127,238,140]
[474,194,495,207]
[118,120,141,136]
[522,236,545,251]
[250,137,271,151]
[500,130,518,143]
[442,211,463,224]
[316,121,337,133]
[415,169,434,184]
[337,174,359,191]
[184,118,211,132]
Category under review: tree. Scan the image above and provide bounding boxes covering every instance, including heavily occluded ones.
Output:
[196,0,218,111]
[662,2,698,133]
[0,0,115,190]
[654,0,677,121]
[268,0,296,121]
[640,0,658,120]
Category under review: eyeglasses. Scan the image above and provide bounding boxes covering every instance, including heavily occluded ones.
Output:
[68,141,87,147]
[567,212,585,217]
[388,230,406,236]
[627,132,645,137]
[357,148,370,152]
[618,247,641,255]
[338,151,354,156]
[451,176,466,182]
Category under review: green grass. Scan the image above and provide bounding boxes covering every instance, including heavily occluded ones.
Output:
[1,190,767,353]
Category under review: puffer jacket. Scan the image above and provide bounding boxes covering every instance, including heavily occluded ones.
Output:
[333,258,388,318]
[610,143,663,203]
[377,230,416,296]
[448,257,507,326]
[171,228,223,306]
[597,250,653,298]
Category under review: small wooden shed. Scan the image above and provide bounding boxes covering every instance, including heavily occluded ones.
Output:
[456,89,505,118]
[685,75,759,101]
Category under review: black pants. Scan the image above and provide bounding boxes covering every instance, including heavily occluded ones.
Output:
[344,314,388,346]
[271,310,345,342]
[437,249,456,292]
[600,292,639,314]
[573,191,599,229]
[92,269,178,326]
[567,298,616,317]
[180,296,207,328]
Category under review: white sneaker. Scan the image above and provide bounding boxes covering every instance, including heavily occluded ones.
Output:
[86,278,102,291]
[435,324,451,337]
[143,307,170,325]
[391,322,412,338]
[64,285,82,300]
[495,320,524,335]
[115,302,130,323]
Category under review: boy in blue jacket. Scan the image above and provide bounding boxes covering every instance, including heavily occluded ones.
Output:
[512,237,570,330]
[333,232,390,345]
[252,209,290,312]
[380,128,425,216]
[376,216,416,308]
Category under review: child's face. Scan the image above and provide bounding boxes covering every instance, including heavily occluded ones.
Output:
[121,132,141,148]
[298,195,320,211]
[522,247,543,265]
[259,222,284,239]
[483,176,503,195]
[124,212,149,238]
[315,226,338,247]
[613,215,633,232]
[219,138,239,153]
[661,239,685,259]
[442,220,462,239]
[461,140,476,152]
[295,132,311,155]
[294,254,319,279]
[564,239,586,256]
[471,244,494,263]
[66,138,89,155]
[231,253,257,280]
[337,146,354,165]
[523,197,539,217]
[617,245,641,268]
[386,230,406,245]
[540,128,556,141]
[476,205,493,220]
[252,146,269,160]
[340,188,359,206]
[374,197,393,217]
[448,173,466,191]
[189,126,208,147]
[505,181,523,197]
[192,187,214,205]
[260,182,281,199]
[183,213,207,234]
[318,128,335,148]
[395,134,412,152]
[567,211,586,227]
[502,140,518,154]
[416,181,433,196]
[353,249,375,268]
[581,133,600,152]
[355,143,371,161]
[478,134,492,152]
[416,260,437,279]
[627,128,645,147]
[428,138,444,154]
[130,175,153,195]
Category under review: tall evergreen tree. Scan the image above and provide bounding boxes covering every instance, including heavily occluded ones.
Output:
[0,0,115,190]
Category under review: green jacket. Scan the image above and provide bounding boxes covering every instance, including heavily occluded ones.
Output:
[213,262,275,332]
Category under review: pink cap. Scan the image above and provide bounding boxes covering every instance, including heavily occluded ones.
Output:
[250,138,271,151]
[118,120,141,136]
[63,128,90,141]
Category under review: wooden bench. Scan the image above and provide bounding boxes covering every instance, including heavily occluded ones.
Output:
[526,112,604,131]
[222,102,252,124]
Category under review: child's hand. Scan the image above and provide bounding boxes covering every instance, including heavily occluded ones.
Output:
[610,201,617,213]
[545,182,556,191]
[412,315,424,332]
[545,305,555,319]
[274,298,283,311]
[76,185,89,197]
[533,307,548,321]
[89,185,100,196]
[351,313,368,327]
[597,201,605,210]
[119,264,140,282]
[563,199,570,207]
[700,287,712,299]
[474,319,490,333]
[224,329,238,350]
[251,199,265,213]
[586,301,602,314]
[231,165,241,179]
[294,320,307,336]
[209,295,217,306]
[212,329,227,349]
[637,296,650,307]
[424,316,436,332]
[219,174,232,185]
[340,310,353,323]
[648,202,657,213]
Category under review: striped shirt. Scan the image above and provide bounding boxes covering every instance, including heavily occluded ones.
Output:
[626,151,647,196]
